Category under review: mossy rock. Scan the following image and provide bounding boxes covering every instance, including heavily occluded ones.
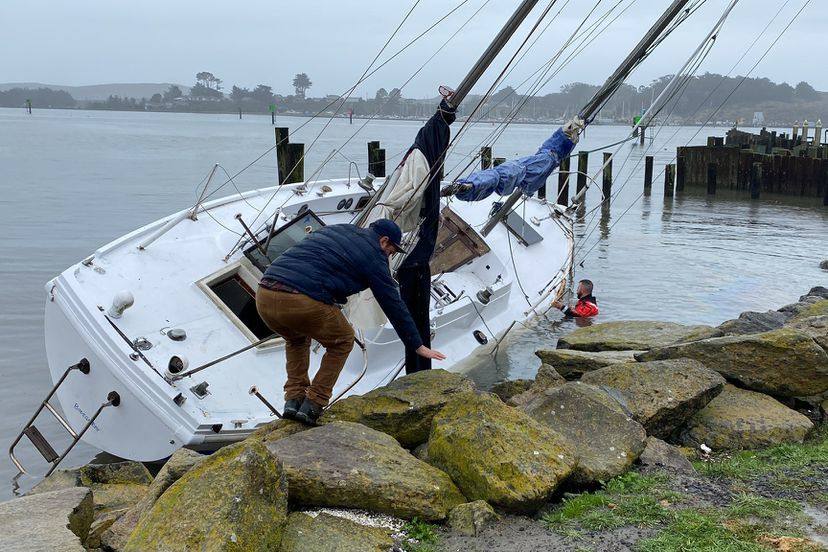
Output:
[638,437,695,474]
[556,320,722,352]
[448,500,500,536]
[521,382,647,485]
[428,393,576,513]
[786,315,828,354]
[535,349,640,379]
[507,364,566,407]
[280,512,394,552]
[788,299,828,322]
[637,328,828,398]
[91,482,148,516]
[718,310,788,336]
[29,459,152,496]
[490,379,534,403]
[268,421,465,521]
[680,384,814,451]
[248,418,310,444]
[320,369,476,448]
[581,359,725,439]
[125,441,287,551]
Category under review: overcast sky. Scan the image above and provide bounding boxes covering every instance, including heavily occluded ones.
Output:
[2,0,824,97]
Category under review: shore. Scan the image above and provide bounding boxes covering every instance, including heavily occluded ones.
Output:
[1,286,826,551]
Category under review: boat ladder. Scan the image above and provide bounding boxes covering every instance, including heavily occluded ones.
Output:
[9,358,121,478]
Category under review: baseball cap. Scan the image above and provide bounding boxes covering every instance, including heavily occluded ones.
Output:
[369,218,407,254]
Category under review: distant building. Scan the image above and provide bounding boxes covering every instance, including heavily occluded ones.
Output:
[753,112,765,127]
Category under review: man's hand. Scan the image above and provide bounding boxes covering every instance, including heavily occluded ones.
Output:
[416,345,446,361]
[552,300,564,310]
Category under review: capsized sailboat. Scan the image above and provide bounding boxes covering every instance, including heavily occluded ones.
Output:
[12,0,711,472]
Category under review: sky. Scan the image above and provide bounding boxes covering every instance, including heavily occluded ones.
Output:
[1,0,824,98]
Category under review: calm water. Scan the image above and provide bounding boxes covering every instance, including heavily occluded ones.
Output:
[1,107,825,497]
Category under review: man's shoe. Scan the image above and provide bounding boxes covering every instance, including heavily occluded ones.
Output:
[282,398,302,421]
[295,398,324,425]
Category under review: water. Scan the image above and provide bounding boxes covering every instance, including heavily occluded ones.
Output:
[1,107,825,498]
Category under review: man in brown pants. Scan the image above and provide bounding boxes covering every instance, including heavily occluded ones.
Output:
[256,219,445,424]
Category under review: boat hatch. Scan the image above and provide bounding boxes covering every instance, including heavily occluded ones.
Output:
[430,207,491,274]
[504,210,543,246]
[244,209,326,272]
[208,273,272,339]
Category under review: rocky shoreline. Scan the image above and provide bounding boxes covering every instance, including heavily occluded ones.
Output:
[2,287,826,551]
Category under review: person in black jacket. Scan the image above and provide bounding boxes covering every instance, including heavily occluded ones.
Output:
[398,98,457,374]
[256,218,445,424]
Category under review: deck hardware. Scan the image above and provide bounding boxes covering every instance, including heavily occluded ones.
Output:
[108,290,134,319]
[190,381,210,398]
[167,329,187,342]
[167,334,277,382]
[232,419,246,429]
[234,213,268,257]
[358,174,376,194]
[316,185,333,197]
[477,287,493,305]
[129,353,140,361]
[248,386,283,418]
[133,337,153,351]
[473,330,489,345]
[173,393,186,406]
[211,424,222,433]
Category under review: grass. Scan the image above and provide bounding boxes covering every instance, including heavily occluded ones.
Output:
[402,517,440,552]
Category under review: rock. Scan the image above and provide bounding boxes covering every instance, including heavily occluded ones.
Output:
[535,349,641,379]
[268,421,465,521]
[638,437,695,474]
[428,393,576,513]
[820,260,828,271]
[788,299,828,322]
[320,369,476,448]
[680,384,814,451]
[786,315,828,353]
[0,487,93,552]
[637,328,828,398]
[507,364,566,407]
[91,483,148,516]
[412,442,430,463]
[101,448,203,551]
[279,512,394,552]
[85,510,122,549]
[802,286,828,300]
[718,310,788,335]
[581,359,725,439]
[448,500,500,536]
[821,399,828,422]
[556,320,723,352]
[27,467,82,495]
[125,441,287,551]
[490,378,534,403]
[521,382,647,484]
[778,295,824,318]
[248,418,310,444]
[28,459,152,496]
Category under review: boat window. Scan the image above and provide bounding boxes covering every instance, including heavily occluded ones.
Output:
[208,273,272,340]
[244,210,325,272]
[504,210,543,246]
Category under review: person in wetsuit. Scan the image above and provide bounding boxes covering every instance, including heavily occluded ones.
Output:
[553,279,599,318]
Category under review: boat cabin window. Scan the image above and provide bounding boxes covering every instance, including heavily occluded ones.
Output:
[504,210,543,246]
[208,273,272,339]
[244,210,325,272]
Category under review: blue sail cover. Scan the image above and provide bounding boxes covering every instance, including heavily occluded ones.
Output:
[455,127,577,202]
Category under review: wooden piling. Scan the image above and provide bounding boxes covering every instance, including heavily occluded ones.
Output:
[275,127,305,184]
[481,146,493,170]
[676,155,686,192]
[750,162,762,199]
[493,157,506,167]
[576,151,589,198]
[367,141,386,177]
[557,156,570,206]
[664,164,675,198]
[643,156,653,195]
[639,126,645,146]
[706,163,717,195]
[602,152,613,203]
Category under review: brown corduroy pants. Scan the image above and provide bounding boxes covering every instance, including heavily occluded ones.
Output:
[255,287,355,406]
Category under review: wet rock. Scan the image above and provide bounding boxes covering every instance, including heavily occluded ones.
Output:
[101,448,203,551]
[581,359,725,439]
[521,382,647,484]
[248,418,310,444]
[0,487,93,551]
[320,369,476,448]
[428,393,576,513]
[801,286,828,300]
[820,260,828,271]
[556,320,723,352]
[680,384,814,451]
[268,421,464,521]
[638,437,695,474]
[448,500,500,536]
[125,441,287,551]
[718,310,788,335]
[788,299,828,322]
[637,328,828,398]
[535,349,640,379]
[507,364,566,407]
[778,295,824,318]
[490,378,534,403]
[786,315,828,354]
[279,512,394,552]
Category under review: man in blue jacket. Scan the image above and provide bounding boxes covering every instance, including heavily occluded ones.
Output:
[256,218,446,424]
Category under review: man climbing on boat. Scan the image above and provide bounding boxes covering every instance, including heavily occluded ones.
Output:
[553,279,599,318]
[256,218,446,425]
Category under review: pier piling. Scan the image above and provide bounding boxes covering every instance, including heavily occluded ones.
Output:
[576,151,589,199]
[557,156,570,206]
[275,128,305,185]
[750,162,762,199]
[644,155,653,196]
[676,155,686,192]
[368,141,386,177]
[602,152,613,204]
[664,164,675,198]
[481,146,493,170]
[707,163,717,195]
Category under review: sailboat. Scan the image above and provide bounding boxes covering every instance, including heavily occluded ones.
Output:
[10,0,723,473]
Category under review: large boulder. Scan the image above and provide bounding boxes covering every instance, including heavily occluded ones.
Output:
[718,310,788,335]
[248,418,310,444]
[125,441,287,551]
[580,359,725,438]
[787,315,828,353]
[448,500,500,536]
[490,378,534,403]
[267,421,465,521]
[778,295,825,318]
[28,459,152,496]
[320,369,476,448]
[638,437,695,474]
[820,261,828,271]
[521,382,647,485]
[428,393,576,513]
[0,487,93,552]
[680,384,814,451]
[556,320,722,352]
[535,349,640,379]
[788,299,828,322]
[507,364,567,407]
[279,512,394,552]
[101,448,203,551]
[636,328,828,398]
[801,286,828,300]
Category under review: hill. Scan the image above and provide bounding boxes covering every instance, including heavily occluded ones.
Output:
[0,82,189,101]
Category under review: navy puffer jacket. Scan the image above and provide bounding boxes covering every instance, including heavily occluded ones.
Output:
[262,224,423,350]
